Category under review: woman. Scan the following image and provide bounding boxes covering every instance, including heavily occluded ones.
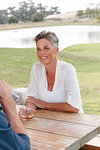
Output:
[26,30,83,113]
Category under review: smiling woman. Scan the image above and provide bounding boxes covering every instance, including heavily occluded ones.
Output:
[18,30,84,119]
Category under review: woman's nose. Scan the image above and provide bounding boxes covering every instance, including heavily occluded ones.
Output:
[40,49,45,54]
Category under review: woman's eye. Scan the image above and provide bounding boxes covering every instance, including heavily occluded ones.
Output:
[45,47,49,50]
[37,48,40,51]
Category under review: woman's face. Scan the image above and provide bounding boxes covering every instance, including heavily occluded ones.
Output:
[36,38,59,66]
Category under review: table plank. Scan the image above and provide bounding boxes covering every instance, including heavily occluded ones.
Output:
[16,106,100,128]
[35,109,100,127]
[22,117,98,147]
[26,129,80,150]
[16,106,100,150]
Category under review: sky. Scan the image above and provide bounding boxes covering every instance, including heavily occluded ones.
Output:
[0,0,100,13]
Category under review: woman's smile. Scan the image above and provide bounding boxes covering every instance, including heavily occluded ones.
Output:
[40,56,48,60]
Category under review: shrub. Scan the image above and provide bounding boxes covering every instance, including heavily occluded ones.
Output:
[31,13,44,22]
[8,16,19,24]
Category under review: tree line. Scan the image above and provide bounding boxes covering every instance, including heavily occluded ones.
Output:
[0,0,60,24]
[77,7,100,21]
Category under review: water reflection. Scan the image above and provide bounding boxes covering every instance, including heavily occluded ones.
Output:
[14,37,33,45]
[88,31,100,42]
[0,25,100,50]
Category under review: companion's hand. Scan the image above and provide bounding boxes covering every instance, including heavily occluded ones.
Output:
[0,80,12,104]
[0,80,17,120]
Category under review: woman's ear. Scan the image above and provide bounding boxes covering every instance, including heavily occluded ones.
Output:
[56,47,59,54]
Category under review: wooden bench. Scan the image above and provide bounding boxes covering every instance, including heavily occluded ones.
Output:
[81,134,100,150]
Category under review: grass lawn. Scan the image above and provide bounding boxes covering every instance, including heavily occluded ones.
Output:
[0,43,100,115]
[58,43,100,115]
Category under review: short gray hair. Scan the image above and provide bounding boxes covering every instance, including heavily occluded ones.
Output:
[34,30,59,49]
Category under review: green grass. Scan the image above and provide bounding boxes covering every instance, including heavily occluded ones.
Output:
[58,43,100,115]
[0,43,100,115]
[0,48,38,87]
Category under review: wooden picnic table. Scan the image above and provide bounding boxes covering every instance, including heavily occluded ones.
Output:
[17,105,100,150]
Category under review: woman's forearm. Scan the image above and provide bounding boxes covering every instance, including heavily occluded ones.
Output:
[46,102,79,113]
[27,96,79,113]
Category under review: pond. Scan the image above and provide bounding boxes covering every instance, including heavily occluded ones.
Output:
[0,25,100,50]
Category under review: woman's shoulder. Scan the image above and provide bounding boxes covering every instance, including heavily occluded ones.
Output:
[58,60,75,70]
[58,60,76,78]
[31,62,44,72]
[32,62,43,68]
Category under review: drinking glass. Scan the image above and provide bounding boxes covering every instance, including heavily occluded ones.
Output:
[19,104,35,120]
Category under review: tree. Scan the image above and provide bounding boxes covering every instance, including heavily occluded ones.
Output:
[85,8,93,18]
[14,1,37,22]
[96,16,100,23]
[0,0,60,24]
[18,1,29,21]
[27,0,37,20]
[77,10,84,18]
[31,12,44,22]
[37,3,48,17]
[7,7,16,16]
[0,10,8,24]
[94,8,100,17]
[8,16,18,24]
[49,6,60,14]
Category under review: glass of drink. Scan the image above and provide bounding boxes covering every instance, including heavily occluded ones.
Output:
[19,104,35,120]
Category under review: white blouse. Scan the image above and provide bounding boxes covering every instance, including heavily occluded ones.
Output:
[28,60,84,113]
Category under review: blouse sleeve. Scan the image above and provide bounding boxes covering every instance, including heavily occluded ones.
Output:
[28,64,39,99]
[64,65,84,113]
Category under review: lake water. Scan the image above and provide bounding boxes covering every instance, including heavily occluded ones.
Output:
[0,25,100,50]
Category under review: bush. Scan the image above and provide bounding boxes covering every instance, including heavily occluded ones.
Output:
[31,13,44,22]
[96,16,100,23]
[8,16,19,24]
